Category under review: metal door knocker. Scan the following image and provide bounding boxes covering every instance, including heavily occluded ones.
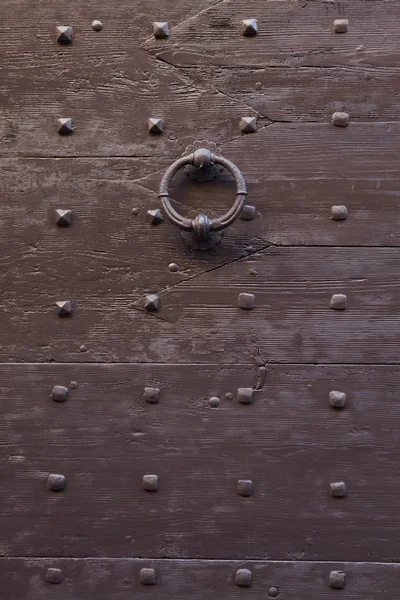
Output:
[158,141,247,250]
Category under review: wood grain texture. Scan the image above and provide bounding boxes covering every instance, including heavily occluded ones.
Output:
[144,0,400,69]
[1,364,400,560]
[0,46,259,157]
[0,245,399,363]
[1,558,399,600]
[200,65,400,122]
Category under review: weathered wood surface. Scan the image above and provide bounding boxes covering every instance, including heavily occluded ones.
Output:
[3,1,400,157]
[144,0,400,69]
[201,65,400,123]
[0,246,399,363]
[1,558,399,600]
[1,46,260,157]
[1,364,399,560]
[1,123,399,263]
[2,0,220,53]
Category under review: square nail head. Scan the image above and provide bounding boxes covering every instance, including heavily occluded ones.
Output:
[330,294,347,310]
[143,474,159,491]
[144,387,160,403]
[237,479,253,497]
[235,568,252,586]
[330,481,346,497]
[47,474,66,492]
[332,111,350,127]
[46,568,63,584]
[237,387,254,404]
[238,293,255,309]
[329,390,346,408]
[333,19,348,33]
[329,570,346,589]
[140,567,156,585]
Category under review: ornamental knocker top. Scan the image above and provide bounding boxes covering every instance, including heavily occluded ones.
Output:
[158,141,248,250]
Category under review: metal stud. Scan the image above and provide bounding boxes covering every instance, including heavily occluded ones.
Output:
[237,480,253,497]
[56,300,72,316]
[329,390,346,408]
[58,118,74,135]
[240,205,256,221]
[145,294,160,312]
[142,474,159,491]
[237,387,254,404]
[148,118,164,134]
[330,481,346,497]
[240,116,257,133]
[241,19,258,37]
[55,209,72,226]
[92,20,103,31]
[333,19,348,33]
[147,209,164,225]
[330,294,347,310]
[46,568,64,584]
[332,112,350,127]
[329,570,346,589]
[238,293,255,310]
[140,568,156,585]
[47,474,66,492]
[209,396,220,408]
[235,568,252,586]
[268,587,280,598]
[331,205,348,220]
[168,263,179,273]
[51,385,69,403]
[143,387,160,403]
[153,22,169,38]
[56,26,73,44]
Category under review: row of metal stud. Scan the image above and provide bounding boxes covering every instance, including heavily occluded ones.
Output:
[43,565,345,591]
[52,292,349,316]
[55,18,350,42]
[54,18,351,135]
[48,383,347,499]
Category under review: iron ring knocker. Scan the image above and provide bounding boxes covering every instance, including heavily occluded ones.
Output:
[158,148,247,246]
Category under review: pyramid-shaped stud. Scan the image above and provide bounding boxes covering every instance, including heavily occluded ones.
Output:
[56,300,72,316]
[56,26,73,44]
[240,116,257,133]
[58,118,74,135]
[145,294,160,312]
[242,19,258,36]
[147,209,164,225]
[55,209,72,226]
[148,118,164,134]
[153,22,169,39]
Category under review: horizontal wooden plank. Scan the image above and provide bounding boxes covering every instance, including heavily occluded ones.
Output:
[203,65,400,122]
[2,0,219,59]
[144,0,400,68]
[0,45,259,157]
[1,558,399,599]
[3,2,399,156]
[1,364,400,560]
[0,245,399,363]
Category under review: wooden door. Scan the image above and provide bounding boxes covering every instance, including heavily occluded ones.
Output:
[2,1,399,598]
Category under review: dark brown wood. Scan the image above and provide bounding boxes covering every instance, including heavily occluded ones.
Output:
[144,0,400,69]
[0,246,398,363]
[0,558,399,599]
[200,65,400,123]
[1,364,400,560]
[1,0,398,594]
